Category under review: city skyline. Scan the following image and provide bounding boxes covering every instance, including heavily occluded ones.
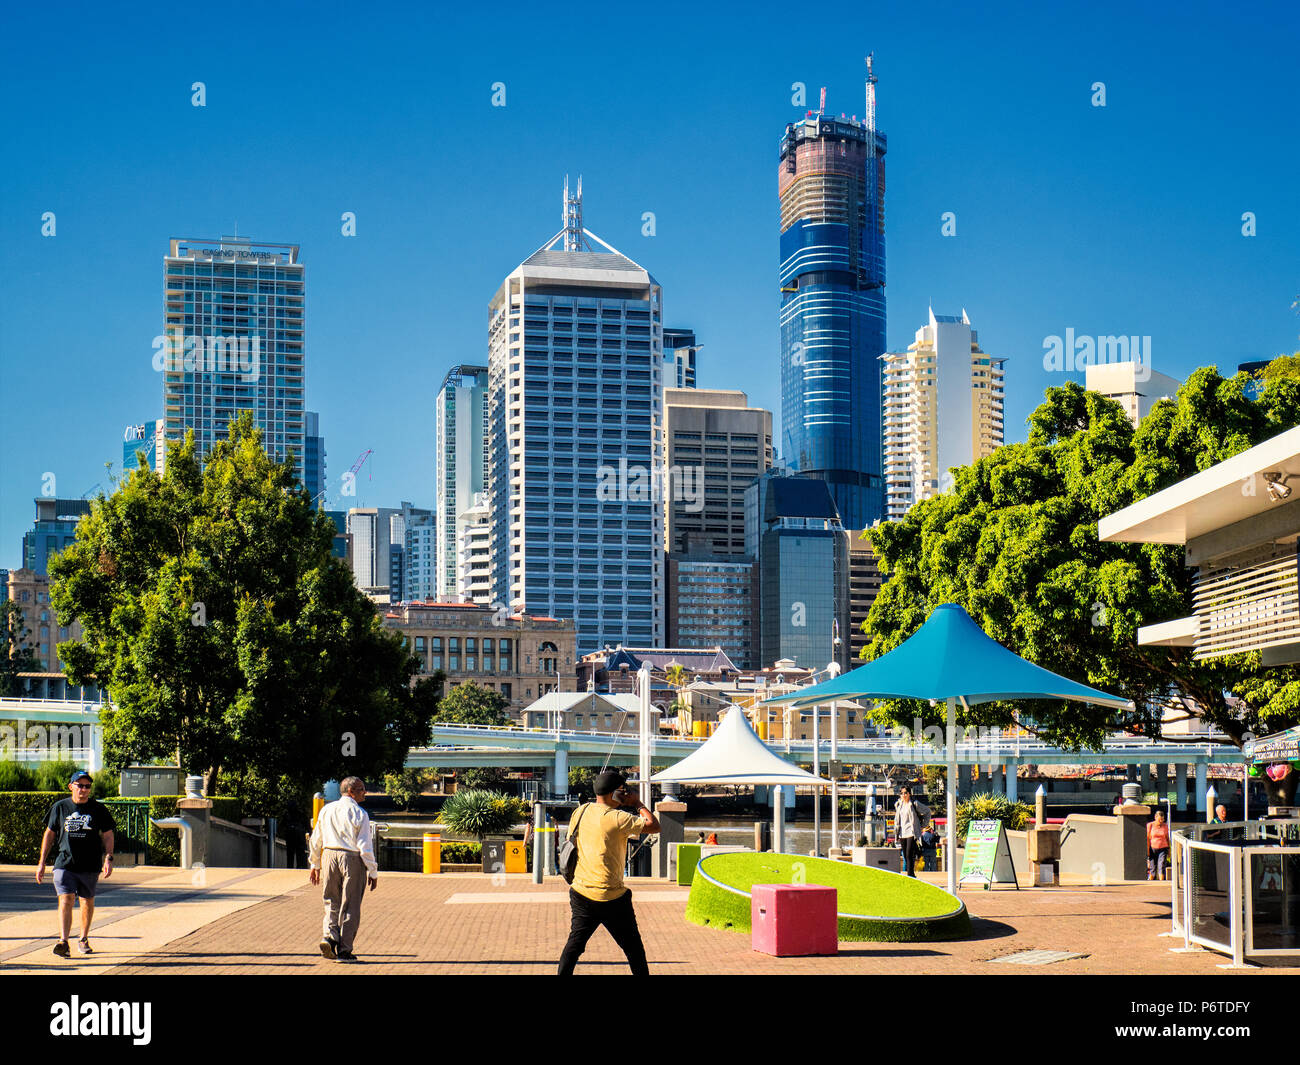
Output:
[3,2,1299,565]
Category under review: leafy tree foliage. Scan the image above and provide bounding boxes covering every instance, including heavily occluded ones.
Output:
[863,363,1300,754]
[48,413,439,818]
[433,681,510,727]
[438,788,528,840]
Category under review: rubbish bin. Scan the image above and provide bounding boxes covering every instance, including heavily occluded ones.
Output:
[483,838,506,874]
[627,838,652,878]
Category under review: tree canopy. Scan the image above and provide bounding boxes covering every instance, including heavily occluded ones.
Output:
[863,360,1300,751]
[433,681,510,727]
[1,600,41,697]
[48,412,439,816]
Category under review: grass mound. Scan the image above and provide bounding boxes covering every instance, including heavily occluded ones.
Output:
[685,852,971,942]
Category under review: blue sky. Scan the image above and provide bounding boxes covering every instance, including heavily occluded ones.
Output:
[2,0,1297,566]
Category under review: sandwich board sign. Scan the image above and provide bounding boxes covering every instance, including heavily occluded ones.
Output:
[958,819,1019,890]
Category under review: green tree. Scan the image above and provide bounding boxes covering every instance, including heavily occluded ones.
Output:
[434,681,510,727]
[863,366,1300,769]
[48,413,440,818]
[1,600,41,697]
[383,767,433,809]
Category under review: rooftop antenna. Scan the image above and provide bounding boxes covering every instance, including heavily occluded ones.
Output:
[818,86,826,115]
[562,174,585,251]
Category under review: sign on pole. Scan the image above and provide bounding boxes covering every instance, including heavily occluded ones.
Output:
[958,819,1019,890]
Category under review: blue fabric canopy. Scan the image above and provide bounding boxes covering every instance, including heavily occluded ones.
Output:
[761,603,1132,710]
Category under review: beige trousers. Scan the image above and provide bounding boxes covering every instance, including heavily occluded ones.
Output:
[322,850,366,951]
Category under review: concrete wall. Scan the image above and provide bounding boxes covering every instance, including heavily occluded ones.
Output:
[1057,813,1147,882]
[209,817,288,868]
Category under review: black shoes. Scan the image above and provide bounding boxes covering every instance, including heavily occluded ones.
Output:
[335,949,358,963]
[52,940,70,958]
[319,938,337,959]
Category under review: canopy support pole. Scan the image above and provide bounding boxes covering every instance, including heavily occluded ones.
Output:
[947,697,961,895]
[830,700,839,849]
[774,785,786,853]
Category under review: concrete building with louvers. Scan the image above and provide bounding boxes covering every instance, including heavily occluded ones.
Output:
[1099,424,1300,666]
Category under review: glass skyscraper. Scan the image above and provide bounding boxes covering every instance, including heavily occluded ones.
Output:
[488,181,665,651]
[778,89,887,530]
[162,237,305,483]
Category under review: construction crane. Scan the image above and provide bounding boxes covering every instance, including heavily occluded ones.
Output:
[311,448,372,506]
[349,449,373,479]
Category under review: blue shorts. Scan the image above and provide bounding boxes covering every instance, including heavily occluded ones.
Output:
[53,869,99,899]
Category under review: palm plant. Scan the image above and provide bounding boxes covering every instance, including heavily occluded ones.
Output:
[438,788,528,840]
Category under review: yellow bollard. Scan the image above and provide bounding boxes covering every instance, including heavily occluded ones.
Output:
[312,792,325,829]
[423,832,441,874]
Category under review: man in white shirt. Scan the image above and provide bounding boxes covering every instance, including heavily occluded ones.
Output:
[308,777,378,962]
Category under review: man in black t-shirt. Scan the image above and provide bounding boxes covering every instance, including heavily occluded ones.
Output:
[36,769,116,958]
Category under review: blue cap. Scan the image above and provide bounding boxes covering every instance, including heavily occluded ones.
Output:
[69,770,93,785]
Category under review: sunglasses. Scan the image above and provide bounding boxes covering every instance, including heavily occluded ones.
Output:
[72,781,92,788]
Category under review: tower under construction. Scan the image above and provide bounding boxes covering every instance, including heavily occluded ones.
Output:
[778,56,887,529]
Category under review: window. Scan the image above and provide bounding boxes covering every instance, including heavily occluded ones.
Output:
[501,684,512,701]
[605,714,613,727]
[466,656,476,672]
[575,714,583,728]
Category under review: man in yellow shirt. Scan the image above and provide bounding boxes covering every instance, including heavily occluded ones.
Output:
[558,770,660,976]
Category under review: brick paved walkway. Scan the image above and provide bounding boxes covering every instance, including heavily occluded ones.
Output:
[73,871,1293,976]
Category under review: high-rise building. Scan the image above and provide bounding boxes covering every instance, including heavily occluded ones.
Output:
[455,495,492,604]
[778,60,887,530]
[1085,362,1182,428]
[745,471,850,671]
[488,178,665,652]
[346,506,405,600]
[161,237,305,482]
[663,327,699,388]
[405,519,436,603]
[435,365,490,601]
[121,419,165,474]
[21,498,91,576]
[848,527,884,663]
[303,410,326,504]
[665,555,759,669]
[881,309,1006,521]
[663,387,772,556]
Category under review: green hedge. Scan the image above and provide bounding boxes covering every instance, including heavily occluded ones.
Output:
[438,841,481,863]
[0,791,244,866]
[0,792,65,864]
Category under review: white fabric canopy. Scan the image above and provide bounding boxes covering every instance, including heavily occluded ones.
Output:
[650,706,829,786]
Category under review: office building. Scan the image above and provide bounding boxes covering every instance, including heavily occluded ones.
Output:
[303,410,326,504]
[662,387,772,556]
[6,569,82,673]
[663,327,699,388]
[1085,361,1182,428]
[21,498,91,576]
[346,506,404,600]
[848,527,884,663]
[381,601,576,713]
[435,365,490,600]
[122,419,165,475]
[161,237,305,480]
[745,471,850,672]
[488,177,664,651]
[778,61,887,529]
[665,554,759,669]
[881,309,1006,520]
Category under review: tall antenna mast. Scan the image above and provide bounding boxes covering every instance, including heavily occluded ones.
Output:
[865,52,877,134]
[562,174,584,251]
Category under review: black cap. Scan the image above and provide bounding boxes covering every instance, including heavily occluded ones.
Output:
[69,770,93,785]
[593,771,626,796]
